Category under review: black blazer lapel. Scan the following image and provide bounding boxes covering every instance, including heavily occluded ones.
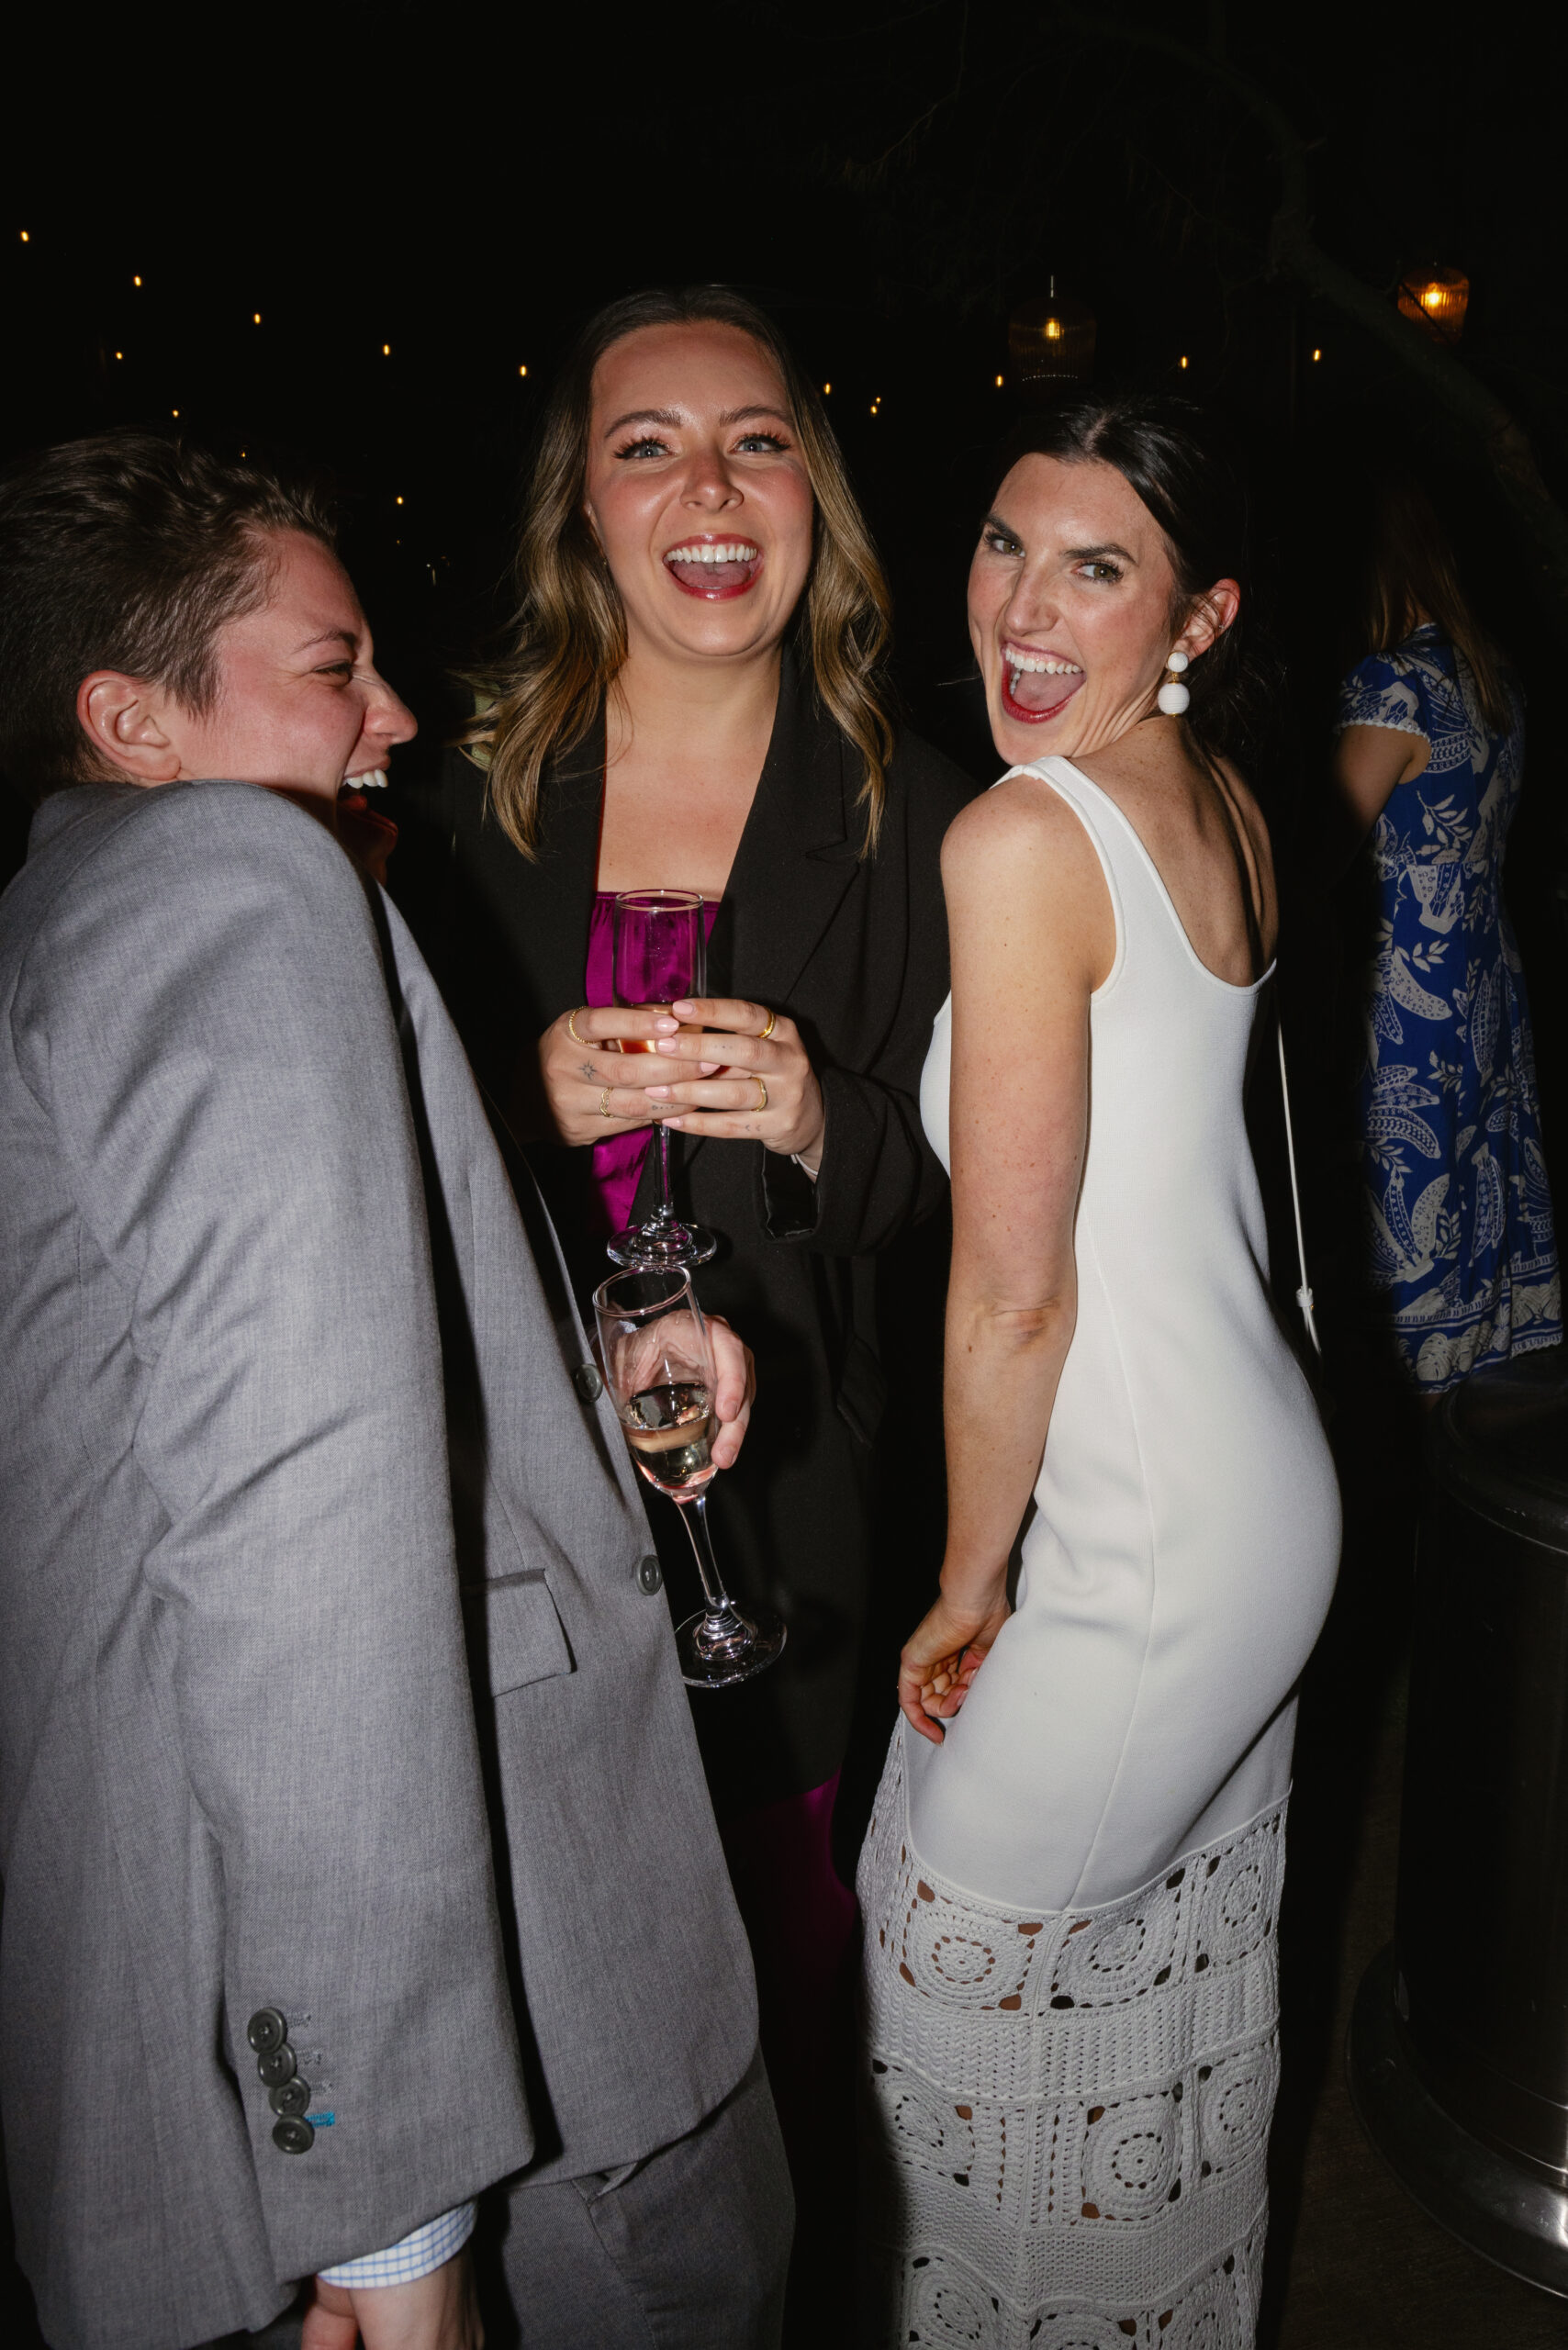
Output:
[521,715,606,1013]
[711,648,861,1014]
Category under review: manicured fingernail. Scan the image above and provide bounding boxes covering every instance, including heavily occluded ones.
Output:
[700,1061,720,1075]
[655,1016,678,1032]
[646,1086,670,1099]
[671,1000,695,1015]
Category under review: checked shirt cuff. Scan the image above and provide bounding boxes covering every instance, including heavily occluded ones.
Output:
[319,2199,476,2288]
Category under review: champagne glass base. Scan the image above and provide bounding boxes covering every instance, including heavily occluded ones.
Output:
[676,1605,787,1689]
[606,1220,717,1270]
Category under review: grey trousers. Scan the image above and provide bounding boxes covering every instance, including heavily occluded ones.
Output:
[480,2049,794,2350]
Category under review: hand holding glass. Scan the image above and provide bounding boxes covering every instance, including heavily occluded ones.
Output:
[594,1268,785,1688]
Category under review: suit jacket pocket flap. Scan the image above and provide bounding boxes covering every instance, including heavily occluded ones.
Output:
[462,1571,575,1695]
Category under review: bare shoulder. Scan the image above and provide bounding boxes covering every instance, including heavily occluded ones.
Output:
[942,767,1103,891]
[942,769,1113,984]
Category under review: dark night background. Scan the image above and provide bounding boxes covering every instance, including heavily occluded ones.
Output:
[4,4,1567,2344]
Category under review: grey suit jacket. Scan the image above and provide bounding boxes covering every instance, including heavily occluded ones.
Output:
[0,783,756,2350]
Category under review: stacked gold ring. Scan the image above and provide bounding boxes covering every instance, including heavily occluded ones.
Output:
[757,1008,778,1041]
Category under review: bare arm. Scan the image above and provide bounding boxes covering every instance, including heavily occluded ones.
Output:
[899,780,1111,1741]
[1329,723,1430,870]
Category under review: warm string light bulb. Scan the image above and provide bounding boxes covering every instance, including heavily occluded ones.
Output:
[823,382,832,395]
[1312,347,1323,363]
[18,229,28,242]
[382,342,391,356]
[1180,355,1189,370]
[133,274,141,286]
[995,374,1004,387]
[252,312,262,325]
[518,364,528,376]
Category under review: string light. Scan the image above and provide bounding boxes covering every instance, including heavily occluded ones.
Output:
[382,342,391,356]
[1180,355,1189,370]
[133,274,141,286]
[18,230,28,242]
[1312,347,1323,363]
[518,364,528,376]
[396,495,404,506]
[995,374,1004,387]
[823,382,832,395]
[114,351,124,361]
[172,409,179,418]
[252,312,262,325]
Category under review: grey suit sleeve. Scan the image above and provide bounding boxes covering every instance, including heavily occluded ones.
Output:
[11,784,532,2279]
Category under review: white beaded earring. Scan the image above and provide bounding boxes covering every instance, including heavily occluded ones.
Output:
[1157,648,1191,715]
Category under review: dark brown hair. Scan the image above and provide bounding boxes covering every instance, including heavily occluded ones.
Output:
[987,394,1278,779]
[465,285,896,858]
[0,431,336,803]
[1359,465,1509,732]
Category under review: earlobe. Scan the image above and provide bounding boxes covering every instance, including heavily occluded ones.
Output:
[77,674,183,787]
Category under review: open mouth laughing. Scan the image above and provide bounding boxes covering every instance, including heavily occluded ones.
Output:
[1000,643,1085,724]
[663,536,763,599]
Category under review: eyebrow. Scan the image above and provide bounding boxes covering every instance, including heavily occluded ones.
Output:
[601,403,793,440]
[982,515,1138,565]
[292,627,359,656]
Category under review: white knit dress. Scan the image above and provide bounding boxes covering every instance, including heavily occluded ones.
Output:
[857,758,1340,2349]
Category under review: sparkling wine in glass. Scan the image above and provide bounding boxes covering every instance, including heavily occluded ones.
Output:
[594,1267,786,1689]
[605,889,716,1270]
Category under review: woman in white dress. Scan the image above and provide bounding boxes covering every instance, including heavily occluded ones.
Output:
[857,399,1341,2349]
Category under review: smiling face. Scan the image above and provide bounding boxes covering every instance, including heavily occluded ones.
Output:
[968,453,1234,768]
[582,320,815,671]
[176,532,416,805]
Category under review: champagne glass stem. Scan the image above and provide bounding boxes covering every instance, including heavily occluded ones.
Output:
[654,1117,675,1223]
[678,1493,736,1616]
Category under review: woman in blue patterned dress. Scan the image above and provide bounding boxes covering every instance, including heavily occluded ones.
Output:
[1333,471,1561,1391]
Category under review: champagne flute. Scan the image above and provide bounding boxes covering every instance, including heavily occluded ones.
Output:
[594,1267,786,1688]
[605,888,716,1270]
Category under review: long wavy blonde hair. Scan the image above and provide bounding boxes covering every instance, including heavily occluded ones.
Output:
[464,285,897,858]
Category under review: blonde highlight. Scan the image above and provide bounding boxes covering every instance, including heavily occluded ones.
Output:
[463,287,896,857]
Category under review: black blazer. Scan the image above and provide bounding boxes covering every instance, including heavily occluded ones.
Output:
[399,655,978,1808]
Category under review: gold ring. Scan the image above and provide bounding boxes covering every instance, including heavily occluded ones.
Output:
[568,1007,589,1046]
[757,1008,778,1041]
[599,1087,613,1120]
[754,1077,768,1113]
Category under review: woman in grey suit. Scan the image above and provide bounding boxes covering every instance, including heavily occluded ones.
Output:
[0,433,790,2350]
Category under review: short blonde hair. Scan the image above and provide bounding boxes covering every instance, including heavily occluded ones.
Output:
[465,286,896,857]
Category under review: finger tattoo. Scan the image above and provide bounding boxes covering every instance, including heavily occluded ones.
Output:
[579,1064,597,1082]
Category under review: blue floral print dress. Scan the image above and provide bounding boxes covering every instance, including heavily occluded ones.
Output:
[1338,625,1561,1390]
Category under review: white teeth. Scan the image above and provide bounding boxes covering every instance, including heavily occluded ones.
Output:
[664,542,759,565]
[345,770,389,789]
[1005,651,1083,676]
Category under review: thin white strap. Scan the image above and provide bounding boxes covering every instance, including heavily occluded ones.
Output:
[1276,1022,1322,1358]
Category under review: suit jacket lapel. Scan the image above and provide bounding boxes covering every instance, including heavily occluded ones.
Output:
[522,715,606,1011]
[711,647,860,1013]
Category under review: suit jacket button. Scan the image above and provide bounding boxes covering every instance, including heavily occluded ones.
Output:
[273,2117,315,2154]
[257,2043,297,2088]
[270,2076,311,2117]
[246,2008,288,2056]
[572,1363,603,1404]
[636,1555,663,1595]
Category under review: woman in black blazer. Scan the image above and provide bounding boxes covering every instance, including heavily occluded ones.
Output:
[406,285,973,2301]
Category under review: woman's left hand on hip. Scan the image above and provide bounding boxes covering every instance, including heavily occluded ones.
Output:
[643,997,825,1167]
